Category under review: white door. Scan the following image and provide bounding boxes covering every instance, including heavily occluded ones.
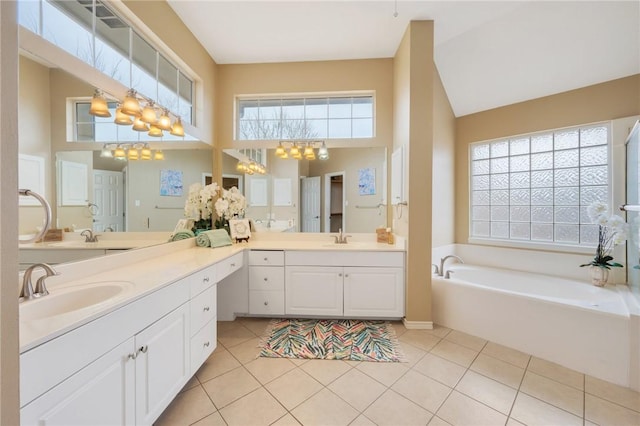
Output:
[300,176,320,232]
[135,303,190,425]
[343,267,405,318]
[285,266,343,316]
[20,338,136,425]
[93,170,124,232]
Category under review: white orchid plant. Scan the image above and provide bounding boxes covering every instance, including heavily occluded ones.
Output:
[581,202,629,269]
[184,182,246,231]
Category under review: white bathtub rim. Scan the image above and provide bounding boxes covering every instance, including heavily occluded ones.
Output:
[434,264,630,319]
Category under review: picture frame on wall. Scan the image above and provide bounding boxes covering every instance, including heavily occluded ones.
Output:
[229,218,251,242]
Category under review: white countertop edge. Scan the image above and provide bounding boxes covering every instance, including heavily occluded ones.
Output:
[19,233,405,352]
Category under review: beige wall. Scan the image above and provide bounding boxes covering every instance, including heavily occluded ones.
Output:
[432,68,456,247]
[0,1,20,423]
[18,56,52,234]
[393,21,435,324]
[127,149,213,231]
[455,74,640,243]
[309,148,387,233]
[216,59,394,150]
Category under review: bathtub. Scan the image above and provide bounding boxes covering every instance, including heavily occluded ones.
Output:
[432,264,634,387]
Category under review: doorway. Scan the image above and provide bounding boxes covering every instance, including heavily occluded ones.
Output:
[92,169,124,232]
[324,172,345,233]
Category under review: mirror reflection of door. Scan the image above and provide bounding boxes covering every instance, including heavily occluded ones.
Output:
[324,173,345,233]
[300,176,320,232]
[222,174,243,192]
[93,170,124,232]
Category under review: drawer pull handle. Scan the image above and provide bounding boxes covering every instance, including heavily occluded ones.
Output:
[264,257,268,261]
[203,277,210,283]
[230,263,236,268]
[264,277,268,281]
[204,341,210,348]
[264,301,269,306]
[338,273,342,277]
[140,345,148,354]
[345,274,349,278]
[203,306,210,312]
[128,352,137,360]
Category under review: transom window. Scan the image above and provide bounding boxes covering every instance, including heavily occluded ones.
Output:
[18,0,194,124]
[470,123,610,246]
[236,96,374,141]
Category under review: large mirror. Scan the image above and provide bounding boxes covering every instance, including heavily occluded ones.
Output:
[18,54,387,237]
[222,148,387,233]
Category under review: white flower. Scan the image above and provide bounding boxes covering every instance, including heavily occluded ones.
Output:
[214,198,230,219]
[587,202,608,224]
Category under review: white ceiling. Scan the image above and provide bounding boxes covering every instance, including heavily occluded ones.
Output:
[167,1,640,117]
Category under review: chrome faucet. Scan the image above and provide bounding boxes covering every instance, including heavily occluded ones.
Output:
[20,263,59,300]
[333,228,352,244]
[81,229,99,242]
[438,255,464,277]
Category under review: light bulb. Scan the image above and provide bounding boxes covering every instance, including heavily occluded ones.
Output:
[154,150,164,160]
[141,102,157,123]
[132,117,149,132]
[170,118,185,137]
[114,106,133,125]
[140,144,152,160]
[114,146,126,159]
[89,89,111,118]
[121,89,141,116]
[100,144,113,158]
[148,124,163,137]
[157,109,172,131]
[275,143,286,158]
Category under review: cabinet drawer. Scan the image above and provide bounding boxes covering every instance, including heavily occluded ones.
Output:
[249,266,284,291]
[190,285,216,335]
[217,252,244,282]
[248,250,284,266]
[190,318,217,375]
[249,290,284,315]
[190,265,216,298]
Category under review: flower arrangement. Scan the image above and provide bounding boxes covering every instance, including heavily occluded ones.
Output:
[214,186,247,229]
[580,202,628,270]
[184,181,247,233]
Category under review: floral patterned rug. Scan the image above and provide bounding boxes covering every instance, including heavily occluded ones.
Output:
[258,319,405,362]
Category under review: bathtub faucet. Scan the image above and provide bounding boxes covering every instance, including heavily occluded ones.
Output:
[438,255,464,277]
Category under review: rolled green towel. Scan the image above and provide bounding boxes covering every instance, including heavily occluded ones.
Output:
[196,231,212,247]
[170,230,195,242]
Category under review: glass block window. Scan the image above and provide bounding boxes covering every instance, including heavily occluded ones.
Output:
[470,124,609,246]
[237,96,374,141]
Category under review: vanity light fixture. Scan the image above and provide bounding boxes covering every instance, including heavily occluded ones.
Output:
[132,116,150,132]
[114,105,133,125]
[170,118,185,137]
[148,124,164,137]
[89,89,111,118]
[141,102,158,124]
[100,144,113,158]
[121,89,141,116]
[157,109,172,131]
[318,141,329,161]
[236,160,266,175]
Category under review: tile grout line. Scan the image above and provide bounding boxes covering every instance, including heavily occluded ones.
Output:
[505,353,531,423]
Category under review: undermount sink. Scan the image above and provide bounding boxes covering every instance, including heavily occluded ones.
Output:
[20,281,134,321]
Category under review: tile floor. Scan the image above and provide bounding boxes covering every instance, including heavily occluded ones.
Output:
[155,318,640,426]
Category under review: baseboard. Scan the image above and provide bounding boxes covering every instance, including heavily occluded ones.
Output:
[402,319,433,330]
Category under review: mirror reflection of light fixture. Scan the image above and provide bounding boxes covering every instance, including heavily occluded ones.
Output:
[89,89,111,118]
[148,124,163,137]
[113,145,126,159]
[275,142,286,157]
[157,109,172,131]
[100,144,113,158]
[140,144,152,160]
[318,141,329,160]
[121,89,141,116]
[170,118,185,137]
[154,150,165,160]
[127,147,139,160]
[289,144,301,159]
[132,117,149,132]
[114,105,133,125]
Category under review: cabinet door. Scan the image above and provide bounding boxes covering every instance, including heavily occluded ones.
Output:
[21,338,136,426]
[343,267,404,318]
[135,303,190,425]
[285,266,343,316]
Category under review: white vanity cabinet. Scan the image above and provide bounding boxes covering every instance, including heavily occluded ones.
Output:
[189,265,217,375]
[284,250,405,318]
[248,250,285,315]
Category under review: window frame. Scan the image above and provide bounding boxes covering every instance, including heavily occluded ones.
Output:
[234,93,376,141]
[468,122,612,253]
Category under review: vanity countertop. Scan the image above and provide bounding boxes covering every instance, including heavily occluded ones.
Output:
[19,231,170,250]
[19,233,405,352]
